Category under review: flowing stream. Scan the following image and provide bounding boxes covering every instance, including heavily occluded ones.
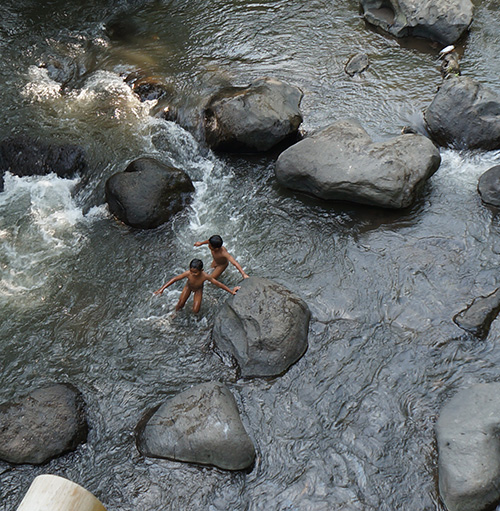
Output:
[1,1,500,510]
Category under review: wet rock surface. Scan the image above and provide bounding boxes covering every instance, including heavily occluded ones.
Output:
[478,165,500,207]
[0,384,88,465]
[136,382,255,471]
[0,135,87,192]
[453,288,500,339]
[275,119,441,209]
[425,76,500,150]
[344,53,370,76]
[204,77,303,152]
[359,0,473,45]
[212,277,310,377]
[105,157,195,229]
[436,383,500,511]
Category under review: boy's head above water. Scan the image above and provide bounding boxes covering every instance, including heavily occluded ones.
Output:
[208,235,223,248]
[189,258,203,273]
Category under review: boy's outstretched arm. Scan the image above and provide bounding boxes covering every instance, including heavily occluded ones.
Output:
[227,253,249,279]
[194,240,209,247]
[154,272,187,295]
[207,276,240,295]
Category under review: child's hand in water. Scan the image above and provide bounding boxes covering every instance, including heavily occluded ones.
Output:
[232,286,241,294]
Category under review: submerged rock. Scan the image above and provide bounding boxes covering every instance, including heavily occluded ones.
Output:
[124,72,175,118]
[212,277,310,377]
[359,0,473,45]
[105,157,194,229]
[436,383,500,511]
[0,135,88,192]
[39,56,80,90]
[204,77,303,152]
[275,119,441,209]
[124,72,174,103]
[105,13,141,43]
[136,382,255,471]
[344,53,370,77]
[453,288,500,338]
[425,76,500,150]
[0,384,88,465]
[478,166,500,207]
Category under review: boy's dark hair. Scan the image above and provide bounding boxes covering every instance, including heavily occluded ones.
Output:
[208,235,223,248]
[189,258,203,270]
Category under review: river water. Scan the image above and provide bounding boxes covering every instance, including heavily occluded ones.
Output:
[1,1,500,510]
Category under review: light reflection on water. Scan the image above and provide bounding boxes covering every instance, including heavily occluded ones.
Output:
[1,1,500,510]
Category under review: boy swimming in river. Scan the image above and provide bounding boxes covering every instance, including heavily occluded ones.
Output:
[194,235,249,280]
[154,258,239,313]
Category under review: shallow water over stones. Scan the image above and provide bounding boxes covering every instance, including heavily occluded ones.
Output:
[2,1,500,510]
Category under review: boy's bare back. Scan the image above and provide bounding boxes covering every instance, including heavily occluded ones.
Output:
[210,245,231,265]
[194,235,249,280]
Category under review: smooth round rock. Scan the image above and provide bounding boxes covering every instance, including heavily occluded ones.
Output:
[478,166,500,207]
[136,382,255,471]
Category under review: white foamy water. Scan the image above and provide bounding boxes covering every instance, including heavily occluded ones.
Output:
[22,66,62,100]
[67,70,154,120]
[0,173,95,298]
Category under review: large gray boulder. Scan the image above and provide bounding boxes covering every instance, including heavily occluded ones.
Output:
[275,119,441,209]
[212,277,310,377]
[136,382,255,471]
[436,383,500,511]
[359,0,473,45]
[204,77,303,152]
[105,157,194,229]
[0,384,88,465]
[453,288,500,339]
[425,77,500,150]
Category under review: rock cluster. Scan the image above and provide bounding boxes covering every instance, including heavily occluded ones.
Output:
[11,1,500,509]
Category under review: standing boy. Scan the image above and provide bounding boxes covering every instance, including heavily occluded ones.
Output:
[154,258,239,313]
[194,235,249,280]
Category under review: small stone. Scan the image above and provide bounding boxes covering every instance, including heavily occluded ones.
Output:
[344,53,369,77]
